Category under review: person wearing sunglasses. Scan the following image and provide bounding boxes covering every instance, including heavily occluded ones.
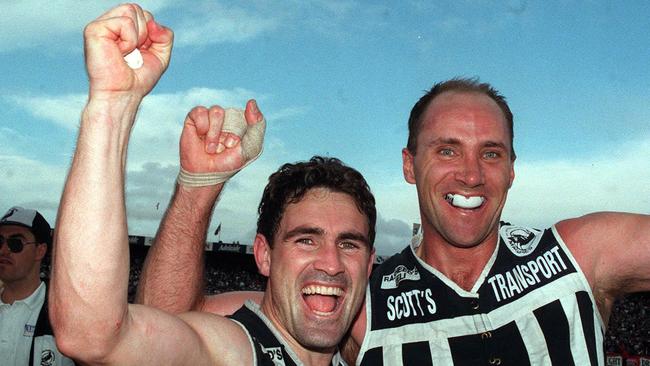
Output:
[0,206,75,366]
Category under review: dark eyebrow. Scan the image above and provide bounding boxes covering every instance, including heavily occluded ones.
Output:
[338,231,371,248]
[428,137,461,146]
[429,138,508,151]
[484,141,508,150]
[8,233,27,239]
[283,226,324,240]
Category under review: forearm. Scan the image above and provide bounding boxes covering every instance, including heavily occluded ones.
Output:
[136,182,222,313]
[51,97,140,360]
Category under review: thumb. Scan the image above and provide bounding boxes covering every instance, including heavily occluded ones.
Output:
[143,17,174,74]
[244,99,263,126]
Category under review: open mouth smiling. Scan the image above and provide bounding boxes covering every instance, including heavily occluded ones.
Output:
[301,285,344,316]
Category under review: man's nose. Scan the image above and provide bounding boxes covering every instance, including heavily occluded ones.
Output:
[455,155,484,187]
[314,243,344,276]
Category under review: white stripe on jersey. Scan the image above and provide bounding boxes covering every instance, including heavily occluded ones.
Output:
[516,314,551,365]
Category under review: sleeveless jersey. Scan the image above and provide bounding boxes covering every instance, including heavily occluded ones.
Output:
[358,223,605,365]
[229,301,347,366]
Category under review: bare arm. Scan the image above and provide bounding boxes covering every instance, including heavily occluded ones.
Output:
[136,183,221,312]
[50,4,173,359]
[48,5,252,365]
[557,212,650,322]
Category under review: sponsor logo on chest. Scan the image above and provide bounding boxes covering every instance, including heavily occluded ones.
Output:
[381,265,420,289]
[386,288,437,321]
[487,245,569,302]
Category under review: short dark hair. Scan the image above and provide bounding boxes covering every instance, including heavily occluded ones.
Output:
[257,156,376,248]
[406,77,515,159]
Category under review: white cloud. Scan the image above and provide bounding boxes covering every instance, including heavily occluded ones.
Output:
[173,4,279,47]
[290,0,389,39]
[0,1,174,53]
[266,106,309,122]
[7,94,87,130]
[504,138,650,227]
[374,215,412,256]
[0,154,67,226]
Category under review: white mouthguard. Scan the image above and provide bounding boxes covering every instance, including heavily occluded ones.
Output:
[445,194,485,209]
[124,49,143,69]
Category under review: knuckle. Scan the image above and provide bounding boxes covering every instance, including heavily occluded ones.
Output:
[191,105,207,114]
[83,23,94,37]
[210,105,225,115]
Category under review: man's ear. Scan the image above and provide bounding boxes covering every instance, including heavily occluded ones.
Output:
[253,234,271,277]
[402,148,416,184]
[35,243,47,261]
[508,158,516,189]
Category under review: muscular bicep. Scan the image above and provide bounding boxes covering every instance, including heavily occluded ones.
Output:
[201,291,264,316]
[104,304,251,365]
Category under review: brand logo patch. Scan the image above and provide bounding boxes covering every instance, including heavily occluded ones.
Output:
[41,350,55,366]
[501,226,542,257]
[381,265,420,289]
[23,324,35,337]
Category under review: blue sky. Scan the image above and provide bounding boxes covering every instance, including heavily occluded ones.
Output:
[1,1,648,255]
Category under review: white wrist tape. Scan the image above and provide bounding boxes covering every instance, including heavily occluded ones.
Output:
[177,108,266,187]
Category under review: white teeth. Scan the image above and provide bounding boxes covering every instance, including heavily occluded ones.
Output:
[124,48,143,69]
[302,285,343,296]
[445,194,485,209]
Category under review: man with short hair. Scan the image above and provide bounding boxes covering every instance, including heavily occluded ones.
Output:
[0,206,74,366]
[49,4,375,365]
[138,78,650,365]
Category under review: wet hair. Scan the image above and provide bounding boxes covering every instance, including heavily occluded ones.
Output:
[406,77,515,159]
[257,156,376,248]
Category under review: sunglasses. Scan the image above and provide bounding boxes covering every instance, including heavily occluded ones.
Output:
[0,236,40,253]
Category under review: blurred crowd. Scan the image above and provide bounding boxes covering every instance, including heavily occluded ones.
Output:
[605,292,650,357]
